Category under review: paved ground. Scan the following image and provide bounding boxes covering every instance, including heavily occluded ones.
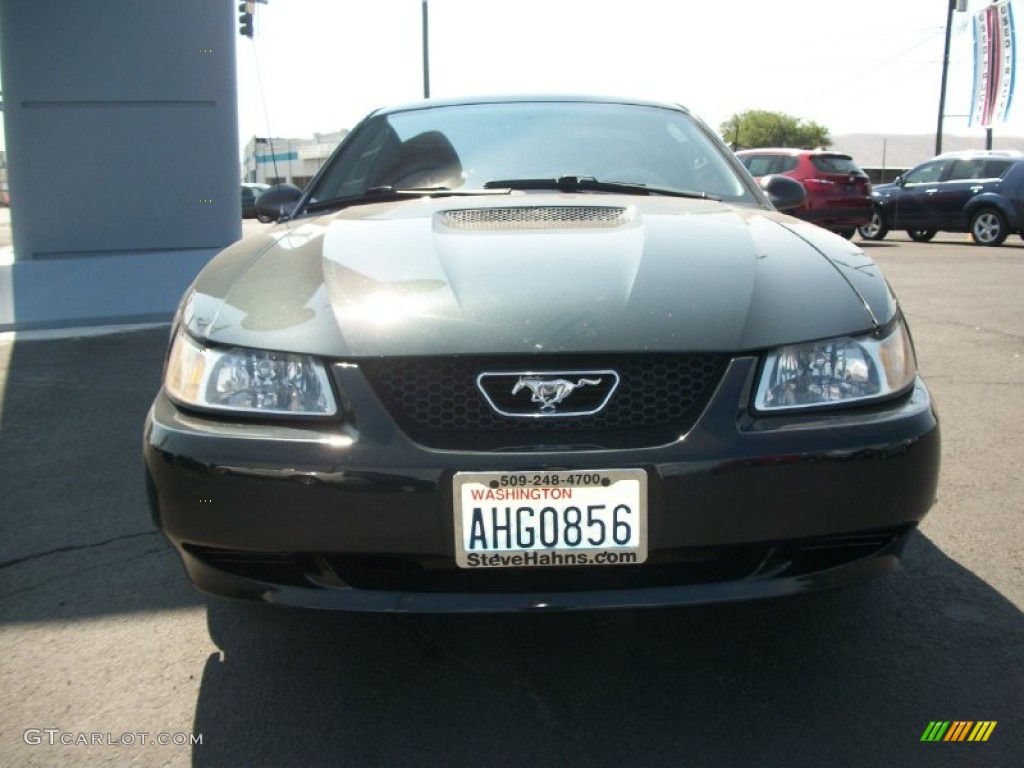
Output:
[0,233,1021,767]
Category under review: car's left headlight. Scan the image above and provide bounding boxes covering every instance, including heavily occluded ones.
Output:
[754,319,916,412]
[165,329,337,416]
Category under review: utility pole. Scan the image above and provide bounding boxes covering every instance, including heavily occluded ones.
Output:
[422,0,431,98]
[935,0,956,156]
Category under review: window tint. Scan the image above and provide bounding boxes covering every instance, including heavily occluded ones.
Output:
[904,161,948,184]
[982,159,1013,178]
[776,156,798,173]
[810,155,865,175]
[742,155,777,176]
[925,157,1013,183]
[948,158,985,180]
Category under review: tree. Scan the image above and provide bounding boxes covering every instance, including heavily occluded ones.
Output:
[720,110,831,150]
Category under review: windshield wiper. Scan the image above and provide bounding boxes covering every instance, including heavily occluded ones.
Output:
[305,186,509,213]
[482,175,722,201]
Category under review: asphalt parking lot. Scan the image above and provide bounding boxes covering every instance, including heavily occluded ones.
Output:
[1,231,1021,767]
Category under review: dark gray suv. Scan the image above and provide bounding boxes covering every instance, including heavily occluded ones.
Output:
[858,151,1024,246]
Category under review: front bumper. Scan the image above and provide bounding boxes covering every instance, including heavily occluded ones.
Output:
[144,357,940,612]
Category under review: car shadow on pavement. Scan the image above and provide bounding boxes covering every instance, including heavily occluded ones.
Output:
[0,327,205,622]
[192,532,1021,768]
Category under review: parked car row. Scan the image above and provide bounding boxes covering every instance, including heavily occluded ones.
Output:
[735,146,1023,247]
[858,150,1024,246]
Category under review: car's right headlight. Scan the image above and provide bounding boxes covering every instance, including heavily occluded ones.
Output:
[754,319,916,412]
[165,329,337,416]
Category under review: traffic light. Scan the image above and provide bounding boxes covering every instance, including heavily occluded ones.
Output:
[238,2,254,38]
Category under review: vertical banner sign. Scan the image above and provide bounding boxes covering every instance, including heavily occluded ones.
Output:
[970,0,1017,127]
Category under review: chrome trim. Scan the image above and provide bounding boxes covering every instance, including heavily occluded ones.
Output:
[476,370,620,418]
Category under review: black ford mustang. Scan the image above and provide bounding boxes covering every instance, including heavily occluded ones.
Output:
[144,96,940,611]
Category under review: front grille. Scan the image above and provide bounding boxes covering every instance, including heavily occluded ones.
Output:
[359,354,728,450]
[441,206,630,230]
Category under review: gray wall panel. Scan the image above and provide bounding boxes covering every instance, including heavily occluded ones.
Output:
[16,103,238,255]
[4,0,234,101]
[0,0,243,330]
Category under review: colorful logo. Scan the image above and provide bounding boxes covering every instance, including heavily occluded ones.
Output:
[921,721,997,742]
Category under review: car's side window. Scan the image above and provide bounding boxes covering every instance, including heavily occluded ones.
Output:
[981,159,1013,179]
[743,155,776,176]
[775,156,798,173]
[948,159,985,181]
[904,161,947,185]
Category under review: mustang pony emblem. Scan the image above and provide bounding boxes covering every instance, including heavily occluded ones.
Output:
[511,376,603,412]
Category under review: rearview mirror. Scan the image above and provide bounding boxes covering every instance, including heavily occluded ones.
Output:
[254,183,303,222]
[759,175,806,211]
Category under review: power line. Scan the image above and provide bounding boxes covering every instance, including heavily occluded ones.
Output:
[249,41,281,184]
[832,29,946,90]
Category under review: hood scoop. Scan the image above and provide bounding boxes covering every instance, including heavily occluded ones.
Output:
[440,206,632,230]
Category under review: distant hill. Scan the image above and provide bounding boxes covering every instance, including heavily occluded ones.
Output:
[829,133,1024,171]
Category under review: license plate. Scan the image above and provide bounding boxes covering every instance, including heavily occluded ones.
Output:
[453,469,647,569]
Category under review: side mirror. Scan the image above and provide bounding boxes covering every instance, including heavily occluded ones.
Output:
[254,183,303,222]
[759,174,806,211]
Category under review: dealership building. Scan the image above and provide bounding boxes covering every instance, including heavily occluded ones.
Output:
[241,130,348,188]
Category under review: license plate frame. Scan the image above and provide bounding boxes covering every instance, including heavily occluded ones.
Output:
[453,469,647,569]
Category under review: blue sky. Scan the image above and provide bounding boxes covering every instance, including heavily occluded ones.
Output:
[234,0,1022,146]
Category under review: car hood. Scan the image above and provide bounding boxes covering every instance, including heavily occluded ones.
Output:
[181,195,896,357]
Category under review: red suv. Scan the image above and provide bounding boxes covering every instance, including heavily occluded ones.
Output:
[736,148,873,238]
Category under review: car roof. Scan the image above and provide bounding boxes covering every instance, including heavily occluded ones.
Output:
[934,149,1023,159]
[735,148,850,158]
[367,94,693,118]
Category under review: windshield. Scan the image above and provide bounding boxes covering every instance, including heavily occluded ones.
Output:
[306,101,756,205]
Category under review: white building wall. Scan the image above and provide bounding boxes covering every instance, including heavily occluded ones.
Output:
[243,130,348,188]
